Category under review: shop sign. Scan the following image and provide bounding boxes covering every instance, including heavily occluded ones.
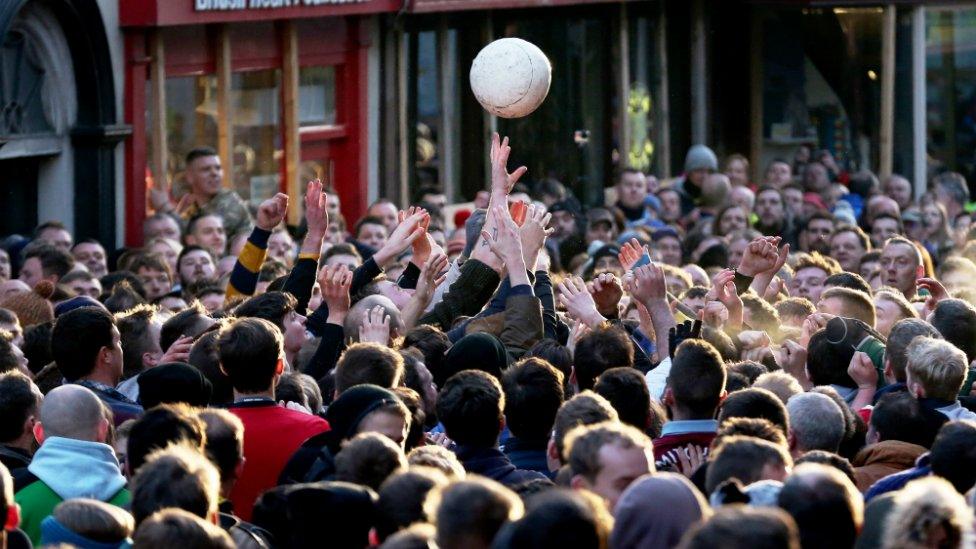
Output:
[195,0,369,11]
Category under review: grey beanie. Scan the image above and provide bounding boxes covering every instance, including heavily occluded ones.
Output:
[685,144,718,173]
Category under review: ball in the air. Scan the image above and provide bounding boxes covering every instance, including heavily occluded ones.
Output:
[469,38,552,119]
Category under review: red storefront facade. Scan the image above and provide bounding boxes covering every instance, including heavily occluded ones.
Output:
[119,0,399,245]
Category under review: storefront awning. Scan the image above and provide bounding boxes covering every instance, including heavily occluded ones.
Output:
[120,0,402,27]
[407,0,637,14]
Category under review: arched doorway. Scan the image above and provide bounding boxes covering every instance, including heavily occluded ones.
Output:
[0,0,124,245]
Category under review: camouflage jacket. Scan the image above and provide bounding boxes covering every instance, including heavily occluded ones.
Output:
[181,188,254,237]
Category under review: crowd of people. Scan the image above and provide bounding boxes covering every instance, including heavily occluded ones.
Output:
[0,137,973,548]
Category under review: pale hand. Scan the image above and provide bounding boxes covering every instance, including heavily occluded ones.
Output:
[618,238,646,272]
[588,272,623,318]
[558,276,605,328]
[628,263,667,305]
[257,193,290,231]
[303,179,330,237]
[490,132,528,196]
[519,204,553,270]
[416,253,449,303]
[158,335,193,364]
[481,205,525,267]
[847,351,878,390]
[319,264,352,319]
[737,237,781,277]
[359,305,392,346]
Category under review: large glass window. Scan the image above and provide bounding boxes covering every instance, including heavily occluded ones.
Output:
[299,66,337,127]
[160,75,219,196]
[927,7,976,185]
[231,69,282,206]
[627,12,662,174]
[756,7,883,174]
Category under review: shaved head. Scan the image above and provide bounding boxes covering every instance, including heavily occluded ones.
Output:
[39,385,107,442]
[344,295,404,340]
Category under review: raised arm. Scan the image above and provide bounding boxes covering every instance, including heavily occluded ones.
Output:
[224,193,289,305]
[283,180,329,313]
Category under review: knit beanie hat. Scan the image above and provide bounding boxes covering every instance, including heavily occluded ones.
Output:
[0,280,55,327]
[684,144,718,173]
[324,384,401,453]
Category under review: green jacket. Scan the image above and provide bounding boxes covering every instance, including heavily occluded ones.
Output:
[15,476,130,545]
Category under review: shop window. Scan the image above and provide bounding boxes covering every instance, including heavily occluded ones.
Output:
[156,74,219,195]
[231,69,282,206]
[926,7,976,184]
[299,66,337,127]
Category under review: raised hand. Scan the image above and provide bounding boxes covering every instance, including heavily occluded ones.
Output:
[490,133,528,196]
[710,269,743,328]
[558,276,606,328]
[319,264,352,324]
[257,193,290,231]
[618,238,647,272]
[668,319,702,359]
[360,305,391,346]
[627,263,667,306]
[588,272,623,319]
[374,209,427,267]
[481,205,528,283]
[519,204,553,271]
[158,335,193,364]
[918,277,949,317]
[304,179,329,237]
[738,237,783,277]
[416,253,449,304]
[847,351,878,390]
[776,339,811,390]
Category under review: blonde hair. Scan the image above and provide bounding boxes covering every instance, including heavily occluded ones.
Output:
[874,289,919,321]
[820,287,876,327]
[905,337,967,401]
[883,476,974,549]
[565,420,652,480]
[792,252,842,277]
[753,371,803,404]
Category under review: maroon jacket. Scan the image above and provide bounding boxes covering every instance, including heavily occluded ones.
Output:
[653,419,718,469]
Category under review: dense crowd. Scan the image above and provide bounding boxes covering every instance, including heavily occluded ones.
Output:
[0,137,973,548]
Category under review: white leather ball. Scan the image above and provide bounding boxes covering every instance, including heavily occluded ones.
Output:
[469,38,552,119]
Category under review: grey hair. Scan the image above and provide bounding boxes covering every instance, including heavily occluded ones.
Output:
[933,172,970,205]
[786,392,845,453]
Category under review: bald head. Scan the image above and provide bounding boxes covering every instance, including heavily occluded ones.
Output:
[344,295,404,340]
[39,385,108,442]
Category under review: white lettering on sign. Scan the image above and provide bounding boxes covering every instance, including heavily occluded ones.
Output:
[195,0,368,10]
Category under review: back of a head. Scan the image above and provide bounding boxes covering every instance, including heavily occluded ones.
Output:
[335,343,405,394]
[871,391,945,448]
[283,481,379,548]
[678,506,800,549]
[593,366,651,431]
[777,463,863,549]
[883,476,975,549]
[402,325,450,387]
[132,508,234,549]
[823,272,872,295]
[217,317,282,394]
[786,392,845,453]
[931,298,976,363]
[496,488,611,549]
[668,340,726,418]
[573,326,635,391]
[137,362,213,409]
[232,291,296,332]
[130,444,220,525]
[705,435,792,494]
[433,477,524,549]
[127,403,206,474]
[189,330,232,405]
[820,287,876,326]
[436,370,503,448]
[717,388,789,436]
[753,372,803,405]
[40,384,106,442]
[376,467,449,542]
[335,432,407,492]
[0,461,11,522]
[501,357,565,442]
[0,371,40,445]
[805,329,856,388]
[716,417,788,448]
[160,303,210,353]
[527,339,573,388]
[441,332,508,383]
[553,391,619,459]
[51,306,114,381]
[197,408,244,485]
[610,472,710,549]
[929,420,976,494]
[406,446,466,479]
[564,421,653,481]
[48,498,134,545]
[905,336,968,401]
[381,523,437,549]
[885,318,941,382]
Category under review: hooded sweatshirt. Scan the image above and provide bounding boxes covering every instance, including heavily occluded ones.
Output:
[610,473,709,549]
[15,437,129,544]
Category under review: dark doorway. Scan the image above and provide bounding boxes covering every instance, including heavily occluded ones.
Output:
[0,157,38,235]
